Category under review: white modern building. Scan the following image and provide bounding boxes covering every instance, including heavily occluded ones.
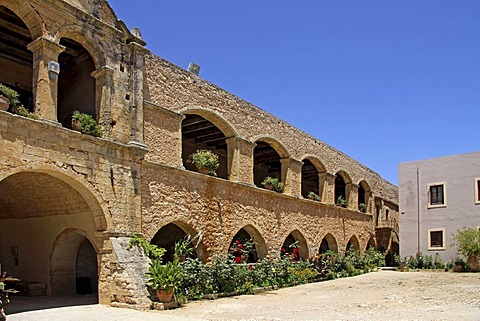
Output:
[398,152,480,262]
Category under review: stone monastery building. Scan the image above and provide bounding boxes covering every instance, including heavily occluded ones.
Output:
[0,0,398,309]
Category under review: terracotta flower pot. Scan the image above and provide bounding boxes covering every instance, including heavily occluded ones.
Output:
[197,168,209,174]
[0,95,9,111]
[264,184,273,190]
[156,289,174,303]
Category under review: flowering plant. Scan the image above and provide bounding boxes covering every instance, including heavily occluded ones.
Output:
[281,241,300,261]
[229,239,256,263]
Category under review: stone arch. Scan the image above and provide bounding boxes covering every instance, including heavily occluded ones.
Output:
[180,108,237,179]
[0,4,36,112]
[0,1,45,39]
[253,136,289,189]
[57,37,97,127]
[346,235,360,252]
[0,164,109,232]
[150,221,207,263]
[227,224,267,263]
[55,24,106,70]
[280,229,309,260]
[181,107,238,138]
[334,170,352,207]
[366,235,376,250]
[319,233,339,253]
[50,228,99,297]
[301,156,327,200]
[357,180,371,213]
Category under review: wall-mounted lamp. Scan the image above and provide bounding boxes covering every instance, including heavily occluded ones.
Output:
[48,61,60,81]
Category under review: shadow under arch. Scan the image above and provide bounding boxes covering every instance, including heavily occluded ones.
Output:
[280,229,309,260]
[319,233,339,253]
[50,228,99,297]
[301,155,327,199]
[366,235,376,250]
[150,221,207,263]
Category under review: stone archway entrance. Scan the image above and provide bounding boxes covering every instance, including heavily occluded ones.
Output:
[51,229,98,296]
[0,170,105,301]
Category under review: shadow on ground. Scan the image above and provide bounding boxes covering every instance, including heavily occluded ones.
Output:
[5,294,98,315]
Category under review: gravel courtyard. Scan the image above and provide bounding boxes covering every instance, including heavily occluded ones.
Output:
[7,270,480,321]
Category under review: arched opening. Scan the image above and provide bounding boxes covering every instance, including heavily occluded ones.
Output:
[334,172,349,207]
[0,6,33,111]
[229,226,267,263]
[366,236,376,250]
[280,230,309,260]
[51,229,98,297]
[58,38,96,128]
[301,159,319,199]
[181,114,228,179]
[318,233,338,254]
[346,235,360,252]
[358,181,370,213]
[0,171,103,301]
[151,222,205,263]
[253,140,282,189]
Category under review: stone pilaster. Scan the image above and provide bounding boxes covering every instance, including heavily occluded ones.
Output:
[226,137,255,184]
[127,42,149,145]
[324,173,336,204]
[27,36,65,121]
[318,172,327,202]
[280,157,303,196]
[91,66,114,138]
[348,183,359,210]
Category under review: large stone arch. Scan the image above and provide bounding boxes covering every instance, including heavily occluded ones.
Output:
[253,135,290,159]
[0,0,45,39]
[253,136,290,189]
[50,228,98,297]
[357,180,372,213]
[0,166,108,297]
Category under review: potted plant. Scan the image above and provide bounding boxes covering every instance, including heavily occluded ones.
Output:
[261,176,283,192]
[173,235,195,262]
[453,227,480,272]
[307,191,320,201]
[0,83,20,112]
[187,149,219,176]
[146,259,183,303]
[358,203,367,213]
[336,195,347,208]
[229,238,256,263]
[71,110,102,137]
[0,271,19,321]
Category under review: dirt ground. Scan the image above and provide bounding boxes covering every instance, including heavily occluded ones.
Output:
[163,270,480,321]
[6,270,480,321]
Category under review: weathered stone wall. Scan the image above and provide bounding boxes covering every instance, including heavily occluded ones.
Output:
[141,163,376,261]
[144,53,398,202]
[0,111,142,304]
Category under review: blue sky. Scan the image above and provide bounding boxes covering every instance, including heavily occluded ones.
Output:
[108,1,480,185]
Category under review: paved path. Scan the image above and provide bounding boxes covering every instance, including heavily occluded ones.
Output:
[5,271,480,321]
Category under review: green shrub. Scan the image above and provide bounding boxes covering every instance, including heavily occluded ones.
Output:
[187,150,219,176]
[71,110,102,137]
[0,83,21,108]
[453,228,480,258]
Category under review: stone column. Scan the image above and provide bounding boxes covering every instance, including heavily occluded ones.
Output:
[91,66,114,139]
[226,137,255,184]
[127,42,149,145]
[27,36,65,122]
[348,183,359,210]
[280,157,303,196]
[318,172,327,202]
[324,173,336,204]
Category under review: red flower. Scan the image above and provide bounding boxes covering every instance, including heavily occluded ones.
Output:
[235,240,240,244]
[235,256,241,263]
[249,264,254,270]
